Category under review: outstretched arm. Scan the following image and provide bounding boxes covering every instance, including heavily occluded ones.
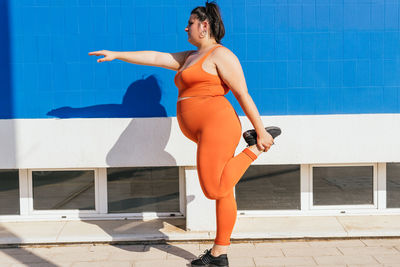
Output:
[213,47,274,151]
[88,50,193,71]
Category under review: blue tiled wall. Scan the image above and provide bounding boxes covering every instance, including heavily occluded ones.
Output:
[3,0,400,119]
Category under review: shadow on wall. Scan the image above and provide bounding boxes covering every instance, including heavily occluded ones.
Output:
[47,75,166,118]
[47,74,177,166]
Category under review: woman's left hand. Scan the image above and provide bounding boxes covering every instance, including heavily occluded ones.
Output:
[256,129,274,152]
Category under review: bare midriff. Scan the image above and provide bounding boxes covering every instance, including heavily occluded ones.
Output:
[177,96,194,102]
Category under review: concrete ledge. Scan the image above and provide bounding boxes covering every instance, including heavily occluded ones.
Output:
[1,215,400,245]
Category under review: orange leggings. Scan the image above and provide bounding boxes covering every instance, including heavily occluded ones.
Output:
[177,95,258,246]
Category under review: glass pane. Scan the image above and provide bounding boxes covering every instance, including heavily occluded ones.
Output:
[236,165,301,210]
[0,170,20,215]
[387,163,400,208]
[107,167,180,213]
[32,170,95,210]
[313,166,373,206]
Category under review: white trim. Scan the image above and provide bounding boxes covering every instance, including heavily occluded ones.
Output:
[18,169,29,216]
[179,166,186,217]
[309,163,378,211]
[377,163,387,210]
[300,164,310,212]
[98,168,108,214]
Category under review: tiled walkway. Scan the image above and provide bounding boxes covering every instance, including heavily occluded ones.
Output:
[1,238,400,266]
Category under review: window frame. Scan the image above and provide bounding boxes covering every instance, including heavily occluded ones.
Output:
[309,163,378,210]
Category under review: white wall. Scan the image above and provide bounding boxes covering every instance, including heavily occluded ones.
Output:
[0,114,399,169]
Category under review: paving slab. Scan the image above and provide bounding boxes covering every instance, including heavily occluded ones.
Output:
[1,239,400,266]
[1,215,400,245]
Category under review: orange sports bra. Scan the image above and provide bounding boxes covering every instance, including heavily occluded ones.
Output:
[174,44,230,98]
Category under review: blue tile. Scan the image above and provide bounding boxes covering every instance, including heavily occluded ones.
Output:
[232,4,246,33]
[357,32,370,59]
[274,61,287,89]
[260,5,274,33]
[23,35,38,63]
[246,36,260,61]
[64,7,79,34]
[50,7,65,34]
[301,61,315,87]
[314,33,329,60]
[329,4,343,31]
[259,62,274,89]
[148,7,163,34]
[329,33,343,60]
[370,32,384,59]
[91,6,106,33]
[343,61,356,87]
[328,87,344,114]
[329,61,343,88]
[315,4,329,32]
[287,88,315,115]
[355,60,370,87]
[23,64,39,93]
[7,2,400,118]
[80,63,94,91]
[384,2,399,30]
[384,59,400,87]
[370,3,384,30]
[259,34,274,60]
[37,63,52,91]
[275,33,288,61]
[343,32,357,60]
[370,59,384,86]
[302,4,316,32]
[384,32,400,60]
[65,37,80,62]
[382,87,399,112]
[314,88,331,114]
[245,62,260,89]
[37,36,51,63]
[288,33,301,60]
[254,89,288,115]
[246,6,260,33]
[288,4,301,32]
[343,3,357,30]
[106,6,121,36]
[314,61,329,88]
[34,7,51,34]
[301,33,314,60]
[274,5,288,32]
[287,61,301,88]
[356,3,370,30]
[21,7,35,33]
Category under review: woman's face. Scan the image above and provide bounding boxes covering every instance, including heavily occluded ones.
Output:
[185,14,206,44]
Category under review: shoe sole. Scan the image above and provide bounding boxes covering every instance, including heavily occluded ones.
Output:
[243,126,282,146]
[191,264,229,267]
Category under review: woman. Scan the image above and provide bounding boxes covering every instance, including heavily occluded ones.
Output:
[89,1,281,266]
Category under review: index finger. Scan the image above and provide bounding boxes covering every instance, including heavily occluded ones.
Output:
[88,51,103,56]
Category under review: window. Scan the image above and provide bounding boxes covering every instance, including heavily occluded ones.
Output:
[387,163,400,208]
[32,170,95,210]
[236,165,301,210]
[312,166,374,206]
[0,170,20,215]
[107,167,180,213]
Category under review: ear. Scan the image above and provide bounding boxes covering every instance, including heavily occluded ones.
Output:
[201,20,209,30]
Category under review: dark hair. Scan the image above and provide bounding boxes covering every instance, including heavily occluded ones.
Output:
[191,1,225,44]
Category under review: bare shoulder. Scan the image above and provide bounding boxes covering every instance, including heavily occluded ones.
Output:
[212,46,239,65]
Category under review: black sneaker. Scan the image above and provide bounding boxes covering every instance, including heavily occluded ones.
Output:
[191,249,229,267]
[243,126,282,147]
